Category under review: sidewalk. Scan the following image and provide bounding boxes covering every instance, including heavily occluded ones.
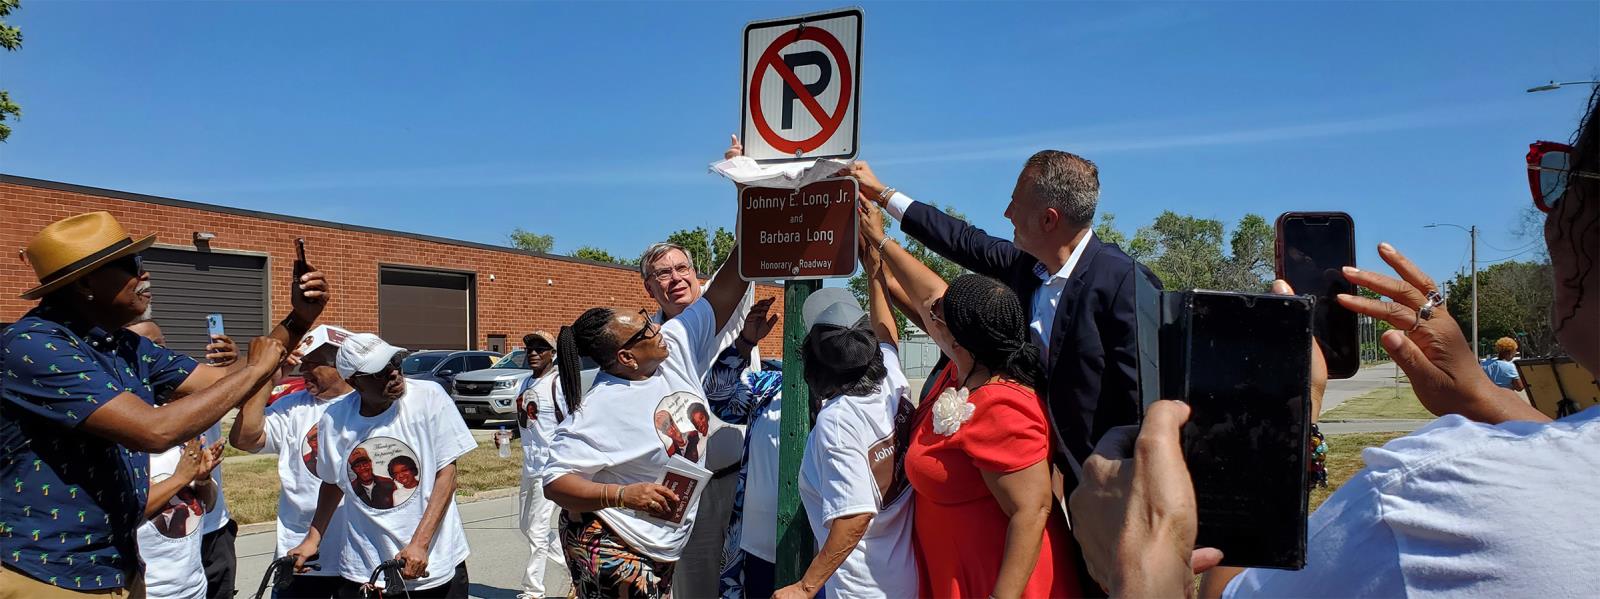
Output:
[235,494,570,599]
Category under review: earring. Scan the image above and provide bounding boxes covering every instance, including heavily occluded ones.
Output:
[85,293,94,302]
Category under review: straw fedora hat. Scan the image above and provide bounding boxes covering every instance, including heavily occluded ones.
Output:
[20,211,156,300]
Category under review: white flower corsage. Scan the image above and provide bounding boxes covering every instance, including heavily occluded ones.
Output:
[931,386,975,436]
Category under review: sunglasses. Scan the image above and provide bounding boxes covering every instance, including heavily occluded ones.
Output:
[350,366,397,384]
[930,296,946,324]
[621,308,660,349]
[102,254,145,277]
[1528,141,1599,213]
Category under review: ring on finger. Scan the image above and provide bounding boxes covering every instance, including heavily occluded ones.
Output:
[1409,312,1424,332]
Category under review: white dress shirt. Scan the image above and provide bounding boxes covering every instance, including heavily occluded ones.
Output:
[883,191,1092,363]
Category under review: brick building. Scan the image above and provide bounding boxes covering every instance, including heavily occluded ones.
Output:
[1,174,785,362]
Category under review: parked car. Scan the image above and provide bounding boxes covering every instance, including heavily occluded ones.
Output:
[450,348,599,427]
[401,350,500,393]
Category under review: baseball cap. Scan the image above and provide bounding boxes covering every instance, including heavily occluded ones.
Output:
[523,330,556,351]
[801,288,876,375]
[335,333,407,380]
[296,324,353,364]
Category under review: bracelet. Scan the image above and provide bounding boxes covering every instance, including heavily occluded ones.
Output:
[279,312,313,333]
[877,236,893,252]
[878,186,897,203]
[612,484,624,509]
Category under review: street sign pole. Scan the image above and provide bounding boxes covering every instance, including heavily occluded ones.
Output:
[776,278,819,587]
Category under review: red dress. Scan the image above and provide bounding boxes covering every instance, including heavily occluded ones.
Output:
[906,379,1080,598]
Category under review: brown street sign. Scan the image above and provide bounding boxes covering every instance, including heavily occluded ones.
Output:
[738,177,859,281]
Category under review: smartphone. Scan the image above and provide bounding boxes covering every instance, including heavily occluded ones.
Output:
[1152,290,1314,569]
[294,238,318,304]
[1275,212,1359,379]
[205,314,226,338]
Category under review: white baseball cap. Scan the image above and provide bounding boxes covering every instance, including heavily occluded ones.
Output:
[335,333,407,380]
[297,324,353,364]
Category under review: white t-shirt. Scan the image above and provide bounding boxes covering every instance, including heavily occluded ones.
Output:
[798,342,919,599]
[199,422,230,536]
[316,380,477,591]
[1225,407,1600,598]
[741,395,782,561]
[515,368,563,477]
[544,298,721,562]
[258,388,353,575]
[137,444,207,599]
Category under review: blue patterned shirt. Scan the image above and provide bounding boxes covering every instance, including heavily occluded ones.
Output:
[1,305,197,590]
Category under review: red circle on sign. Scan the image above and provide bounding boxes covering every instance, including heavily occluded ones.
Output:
[749,27,853,156]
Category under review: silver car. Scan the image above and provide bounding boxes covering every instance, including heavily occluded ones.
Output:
[450,349,599,427]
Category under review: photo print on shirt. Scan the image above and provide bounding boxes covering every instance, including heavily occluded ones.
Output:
[149,472,206,539]
[517,386,536,430]
[346,437,421,510]
[301,424,320,476]
[868,390,917,509]
[653,391,712,463]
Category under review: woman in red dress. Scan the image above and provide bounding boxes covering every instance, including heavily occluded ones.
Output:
[860,206,1079,599]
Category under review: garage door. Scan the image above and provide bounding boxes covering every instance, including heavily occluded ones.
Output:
[379,266,473,351]
[144,247,269,361]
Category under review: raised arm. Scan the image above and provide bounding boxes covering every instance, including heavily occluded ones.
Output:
[864,237,898,348]
[859,199,949,329]
[844,161,1025,279]
[172,267,325,397]
[703,244,750,333]
[231,352,296,453]
[82,337,285,453]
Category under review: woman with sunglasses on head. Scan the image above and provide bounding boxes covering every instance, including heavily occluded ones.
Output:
[854,202,1079,599]
[542,245,751,599]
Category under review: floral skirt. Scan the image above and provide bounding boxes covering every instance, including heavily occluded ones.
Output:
[561,510,676,598]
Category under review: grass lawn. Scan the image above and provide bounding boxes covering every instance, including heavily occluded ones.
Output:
[1321,386,1437,421]
[225,440,525,525]
[1310,431,1407,512]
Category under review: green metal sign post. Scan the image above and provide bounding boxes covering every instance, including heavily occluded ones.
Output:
[776,278,819,586]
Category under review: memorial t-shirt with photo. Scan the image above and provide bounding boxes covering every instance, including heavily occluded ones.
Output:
[316,380,476,591]
[515,368,563,477]
[543,298,722,562]
[799,342,919,599]
[258,388,353,574]
[136,444,208,599]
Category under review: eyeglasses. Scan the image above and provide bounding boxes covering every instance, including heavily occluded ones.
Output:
[103,254,145,277]
[930,296,946,324]
[350,366,397,384]
[620,308,659,349]
[647,263,695,283]
[1528,141,1599,213]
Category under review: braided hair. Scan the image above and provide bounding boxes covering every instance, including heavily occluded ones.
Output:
[556,307,617,414]
[940,274,1044,388]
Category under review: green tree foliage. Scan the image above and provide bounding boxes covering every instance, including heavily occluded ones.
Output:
[1111,211,1274,293]
[1443,261,1555,357]
[1094,213,1128,249]
[572,246,631,266]
[665,227,735,274]
[0,0,23,143]
[507,228,554,254]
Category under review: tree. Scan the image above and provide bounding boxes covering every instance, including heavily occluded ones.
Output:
[1443,260,1555,357]
[1094,212,1128,249]
[0,0,22,143]
[507,228,554,254]
[664,227,734,274]
[572,246,630,266]
[1126,211,1272,293]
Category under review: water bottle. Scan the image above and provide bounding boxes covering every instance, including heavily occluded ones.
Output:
[496,426,511,458]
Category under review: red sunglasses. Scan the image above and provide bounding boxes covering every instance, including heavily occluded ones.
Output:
[1527,141,1599,212]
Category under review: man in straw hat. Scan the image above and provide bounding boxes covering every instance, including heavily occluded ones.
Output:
[0,211,329,596]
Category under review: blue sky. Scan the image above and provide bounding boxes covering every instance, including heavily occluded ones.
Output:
[3,1,1596,284]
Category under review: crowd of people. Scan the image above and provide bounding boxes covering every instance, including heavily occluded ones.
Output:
[3,91,1598,599]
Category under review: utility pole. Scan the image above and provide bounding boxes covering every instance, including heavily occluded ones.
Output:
[1470,225,1479,358]
[776,279,818,586]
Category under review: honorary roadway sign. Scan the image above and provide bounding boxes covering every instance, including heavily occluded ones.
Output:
[738,177,859,281]
[741,9,863,163]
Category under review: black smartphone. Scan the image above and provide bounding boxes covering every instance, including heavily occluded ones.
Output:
[294,238,318,304]
[1275,212,1358,379]
[1152,289,1314,569]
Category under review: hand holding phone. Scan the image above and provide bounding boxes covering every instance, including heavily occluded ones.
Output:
[294,238,319,305]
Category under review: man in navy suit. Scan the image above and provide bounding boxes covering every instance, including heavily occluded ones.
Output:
[846,152,1159,477]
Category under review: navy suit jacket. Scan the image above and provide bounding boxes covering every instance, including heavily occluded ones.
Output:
[902,202,1160,477]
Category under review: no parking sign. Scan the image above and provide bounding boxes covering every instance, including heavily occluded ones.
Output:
[741,8,862,163]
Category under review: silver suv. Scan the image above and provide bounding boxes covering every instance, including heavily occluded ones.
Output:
[450,349,598,427]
